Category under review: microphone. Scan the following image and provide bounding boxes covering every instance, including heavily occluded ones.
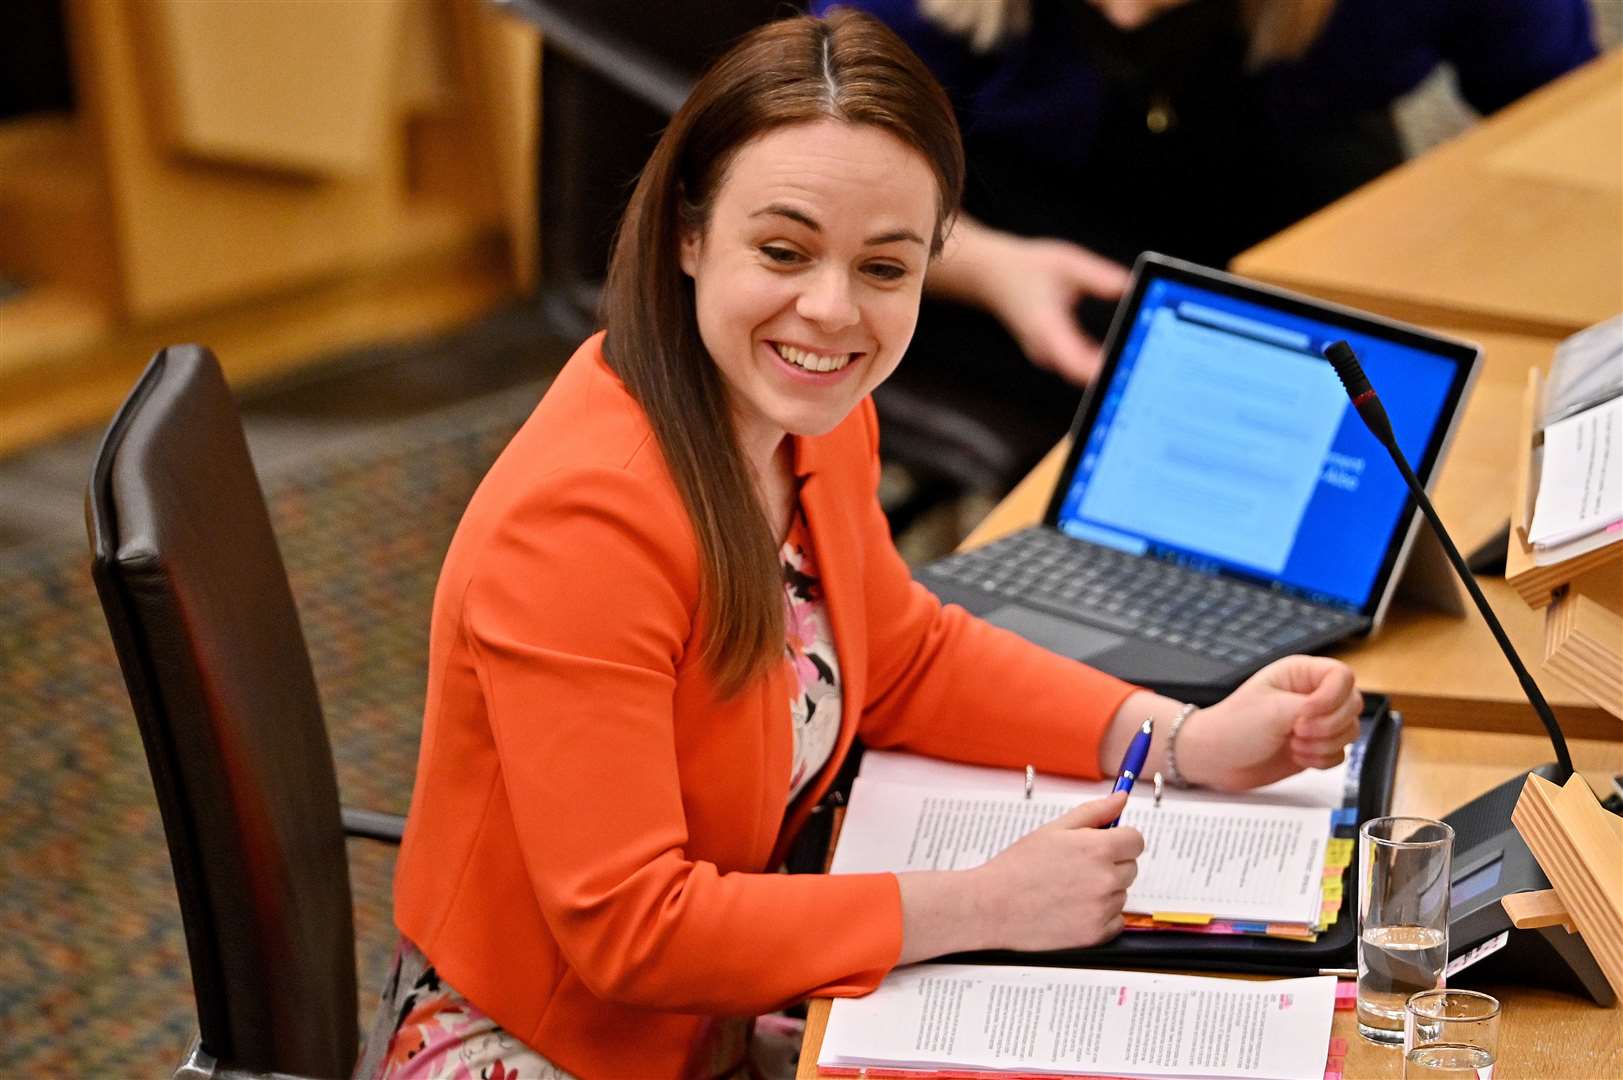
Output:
[1319,341,1621,1004]
[1321,340,1572,780]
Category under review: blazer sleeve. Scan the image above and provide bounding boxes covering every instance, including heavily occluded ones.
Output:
[460,462,901,1014]
[851,402,1140,778]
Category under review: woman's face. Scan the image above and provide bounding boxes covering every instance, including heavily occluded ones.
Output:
[680,119,938,461]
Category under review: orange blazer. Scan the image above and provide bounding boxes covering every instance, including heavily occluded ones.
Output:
[393,334,1139,1077]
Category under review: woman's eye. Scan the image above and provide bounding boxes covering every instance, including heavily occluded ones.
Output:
[864,262,907,282]
[760,245,803,265]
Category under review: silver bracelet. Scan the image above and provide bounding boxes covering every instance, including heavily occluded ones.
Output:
[1163,702,1199,789]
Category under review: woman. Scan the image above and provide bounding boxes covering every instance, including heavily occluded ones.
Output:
[371,11,1361,1078]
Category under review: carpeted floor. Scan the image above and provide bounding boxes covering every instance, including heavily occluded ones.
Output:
[0,371,553,1075]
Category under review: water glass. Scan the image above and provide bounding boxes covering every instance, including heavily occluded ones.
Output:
[1404,989,1500,1078]
[1357,816,1454,1044]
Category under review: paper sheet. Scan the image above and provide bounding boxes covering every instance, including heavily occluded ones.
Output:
[820,964,1337,1080]
[858,749,1351,810]
[830,777,1330,925]
[1529,396,1623,548]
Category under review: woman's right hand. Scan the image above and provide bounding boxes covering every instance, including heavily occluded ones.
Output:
[895,790,1143,965]
[970,791,1144,951]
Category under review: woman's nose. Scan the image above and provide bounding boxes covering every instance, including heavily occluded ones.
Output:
[796,266,859,330]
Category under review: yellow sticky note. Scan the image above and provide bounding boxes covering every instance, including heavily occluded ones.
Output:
[1326,838,1354,866]
[1323,879,1345,903]
[1152,911,1214,925]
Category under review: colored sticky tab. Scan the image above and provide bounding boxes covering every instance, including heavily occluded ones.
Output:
[1331,807,1359,827]
[1266,923,1317,940]
[1334,983,1358,1010]
[1322,879,1344,903]
[1325,838,1354,865]
[1330,1037,1350,1055]
[1232,921,1269,934]
[1152,911,1214,925]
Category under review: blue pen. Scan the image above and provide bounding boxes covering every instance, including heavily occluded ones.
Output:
[1107,718,1154,828]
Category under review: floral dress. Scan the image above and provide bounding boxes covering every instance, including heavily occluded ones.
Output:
[359,509,843,1080]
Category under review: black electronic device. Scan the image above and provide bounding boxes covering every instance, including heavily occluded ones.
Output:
[1322,340,1612,1005]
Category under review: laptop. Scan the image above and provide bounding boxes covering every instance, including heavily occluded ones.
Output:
[914,253,1481,701]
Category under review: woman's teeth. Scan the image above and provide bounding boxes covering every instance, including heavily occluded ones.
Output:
[776,343,852,373]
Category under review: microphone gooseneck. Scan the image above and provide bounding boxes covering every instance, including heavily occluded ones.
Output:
[1321,340,1573,780]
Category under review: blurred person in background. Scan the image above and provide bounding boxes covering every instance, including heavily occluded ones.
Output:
[816,0,1596,459]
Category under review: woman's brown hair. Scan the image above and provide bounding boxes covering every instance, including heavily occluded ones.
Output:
[598,10,964,696]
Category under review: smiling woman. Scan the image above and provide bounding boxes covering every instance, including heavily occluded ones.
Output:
[373,9,1363,1079]
[604,11,963,697]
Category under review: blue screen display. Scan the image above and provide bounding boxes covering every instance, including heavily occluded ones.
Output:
[1056,277,1461,610]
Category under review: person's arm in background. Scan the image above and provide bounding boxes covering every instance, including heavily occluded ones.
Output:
[931,213,1129,385]
[1442,0,1597,114]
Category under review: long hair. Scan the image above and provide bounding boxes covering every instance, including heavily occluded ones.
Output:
[598,11,964,697]
[920,0,1339,67]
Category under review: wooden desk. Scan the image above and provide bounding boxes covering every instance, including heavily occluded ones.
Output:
[953,330,1614,739]
[1231,50,1623,340]
[796,730,1623,1078]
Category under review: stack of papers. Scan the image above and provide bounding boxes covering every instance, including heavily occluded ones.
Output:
[832,752,1348,937]
[819,964,1338,1079]
[1528,395,1622,551]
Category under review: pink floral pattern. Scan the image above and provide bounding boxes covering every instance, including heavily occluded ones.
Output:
[362,940,753,1079]
[781,511,841,802]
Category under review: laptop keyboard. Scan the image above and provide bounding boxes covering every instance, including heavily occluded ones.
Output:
[924,529,1359,666]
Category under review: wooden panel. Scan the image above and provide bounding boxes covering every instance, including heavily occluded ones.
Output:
[138,0,401,176]
[62,0,502,322]
[1513,774,1623,998]
[0,115,116,308]
[1546,593,1623,722]
[0,240,511,457]
[1232,50,1623,340]
[446,0,541,291]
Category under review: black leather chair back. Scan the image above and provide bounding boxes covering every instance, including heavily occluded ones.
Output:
[87,345,357,1079]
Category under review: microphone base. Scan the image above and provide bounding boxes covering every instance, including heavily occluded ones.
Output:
[1438,763,1614,1005]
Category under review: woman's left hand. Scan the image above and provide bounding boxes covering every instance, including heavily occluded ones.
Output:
[1176,655,1363,792]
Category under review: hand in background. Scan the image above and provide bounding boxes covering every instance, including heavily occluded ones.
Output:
[983,235,1129,386]
[1179,655,1363,792]
[930,216,1129,386]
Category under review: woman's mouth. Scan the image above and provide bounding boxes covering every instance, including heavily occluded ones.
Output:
[770,341,858,374]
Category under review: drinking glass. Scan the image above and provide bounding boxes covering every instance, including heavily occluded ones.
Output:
[1357,816,1454,1044]
[1403,989,1500,1078]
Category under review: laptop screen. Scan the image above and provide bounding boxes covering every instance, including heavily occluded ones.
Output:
[1051,259,1474,614]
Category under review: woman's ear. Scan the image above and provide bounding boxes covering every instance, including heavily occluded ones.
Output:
[679,225,702,279]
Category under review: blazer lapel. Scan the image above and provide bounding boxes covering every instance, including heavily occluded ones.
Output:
[771,423,868,863]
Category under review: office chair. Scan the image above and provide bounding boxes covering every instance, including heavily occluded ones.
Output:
[86,345,406,1080]
[498,0,1049,531]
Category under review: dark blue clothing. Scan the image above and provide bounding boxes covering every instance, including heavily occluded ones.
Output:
[819,0,1596,266]
[824,0,1595,180]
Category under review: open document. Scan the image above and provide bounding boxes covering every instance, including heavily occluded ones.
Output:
[820,964,1337,1079]
[830,776,1330,926]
